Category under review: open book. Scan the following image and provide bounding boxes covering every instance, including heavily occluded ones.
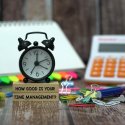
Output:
[0,21,85,75]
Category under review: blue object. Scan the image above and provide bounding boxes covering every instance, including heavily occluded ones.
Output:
[6,92,13,97]
[96,87,125,98]
[61,81,74,88]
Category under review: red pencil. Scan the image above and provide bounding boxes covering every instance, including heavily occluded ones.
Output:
[68,104,95,108]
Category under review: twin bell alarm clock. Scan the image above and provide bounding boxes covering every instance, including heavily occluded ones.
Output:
[18,32,55,83]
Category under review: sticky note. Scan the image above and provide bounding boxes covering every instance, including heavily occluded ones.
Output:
[8,76,19,82]
[51,72,62,81]
[0,76,11,85]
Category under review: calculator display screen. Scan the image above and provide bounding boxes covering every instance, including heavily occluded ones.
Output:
[99,44,125,52]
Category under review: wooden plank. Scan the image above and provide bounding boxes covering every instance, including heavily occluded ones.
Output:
[101,0,125,34]
[13,82,59,93]
[2,0,24,20]
[53,0,97,62]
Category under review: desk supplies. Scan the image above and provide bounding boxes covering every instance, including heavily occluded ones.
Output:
[0,21,85,75]
[85,35,125,84]
[0,71,79,85]
[96,87,125,98]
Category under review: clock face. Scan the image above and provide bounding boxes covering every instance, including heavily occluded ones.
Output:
[19,46,55,81]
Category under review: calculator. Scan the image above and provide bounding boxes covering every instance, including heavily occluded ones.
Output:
[85,35,125,84]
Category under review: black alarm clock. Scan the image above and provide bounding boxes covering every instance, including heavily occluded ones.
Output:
[18,32,55,83]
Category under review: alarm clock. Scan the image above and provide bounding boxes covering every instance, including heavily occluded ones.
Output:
[18,32,55,83]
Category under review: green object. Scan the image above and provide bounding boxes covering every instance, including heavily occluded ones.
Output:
[51,72,62,81]
[0,76,11,85]
[8,76,19,82]
[0,92,5,100]
[81,96,91,103]
[49,75,54,81]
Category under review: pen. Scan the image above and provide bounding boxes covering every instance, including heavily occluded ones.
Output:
[96,87,125,98]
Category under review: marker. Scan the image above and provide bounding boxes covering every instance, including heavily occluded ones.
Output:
[96,87,125,98]
[8,76,19,82]
[49,75,54,81]
[67,71,78,79]
[51,72,62,81]
[0,76,11,85]
[16,74,24,81]
[58,72,69,79]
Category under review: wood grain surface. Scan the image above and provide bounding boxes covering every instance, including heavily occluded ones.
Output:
[0,70,125,125]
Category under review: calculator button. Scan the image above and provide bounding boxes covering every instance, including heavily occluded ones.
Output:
[118,68,125,72]
[91,67,102,72]
[118,72,125,77]
[94,57,103,63]
[107,58,116,63]
[93,63,103,68]
[105,63,116,68]
[119,63,125,68]
[104,68,115,72]
[104,72,114,77]
[91,71,101,77]
[120,59,125,63]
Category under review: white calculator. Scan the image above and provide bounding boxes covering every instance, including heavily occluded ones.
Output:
[85,35,125,84]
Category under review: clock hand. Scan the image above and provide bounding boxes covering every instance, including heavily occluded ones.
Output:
[39,65,48,70]
[39,58,49,63]
[30,65,36,74]
[36,52,38,61]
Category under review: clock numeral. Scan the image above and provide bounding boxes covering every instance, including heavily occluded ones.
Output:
[25,68,29,71]
[47,61,50,65]
[36,72,39,77]
[23,62,27,67]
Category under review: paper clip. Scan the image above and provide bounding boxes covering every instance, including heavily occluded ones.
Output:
[60,75,72,94]
[60,95,79,101]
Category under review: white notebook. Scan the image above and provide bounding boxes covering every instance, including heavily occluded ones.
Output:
[0,21,85,75]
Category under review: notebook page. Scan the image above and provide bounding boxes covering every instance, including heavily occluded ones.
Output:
[0,21,85,75]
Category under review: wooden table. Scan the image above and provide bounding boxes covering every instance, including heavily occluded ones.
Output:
[0,70,125,125]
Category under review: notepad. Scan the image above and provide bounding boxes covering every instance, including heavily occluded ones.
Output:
[0,21,85,75]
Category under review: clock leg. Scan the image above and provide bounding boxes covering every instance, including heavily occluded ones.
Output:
[45,77,50,83]
[23,78,28,83]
